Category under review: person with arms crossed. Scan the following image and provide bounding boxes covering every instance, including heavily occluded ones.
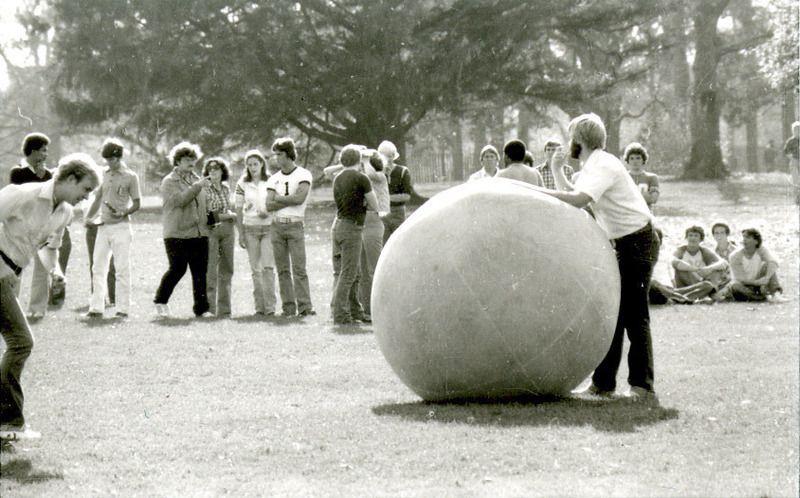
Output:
[0,153,99,440]
[623,142,659,213]
[202,157,236,317]
[538,113,660,402]
[267,138,316,317]
[85,138,140,319]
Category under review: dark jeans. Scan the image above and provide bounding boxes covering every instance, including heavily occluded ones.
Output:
[331,218,364,323]
[86,223,116,304]
[154,237,210,316]
[0,278,33,426]
[381,205,406,245]
[593,223,660,392]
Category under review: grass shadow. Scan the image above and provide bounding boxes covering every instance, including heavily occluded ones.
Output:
[372,395,679,434]
[0,458,64,483]
[149,317,195,327]
[328,323,373,335]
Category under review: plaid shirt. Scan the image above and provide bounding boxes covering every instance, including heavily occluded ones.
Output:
[535,162,575,190]
[205,182,231,214]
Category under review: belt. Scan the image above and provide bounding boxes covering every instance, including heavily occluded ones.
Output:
[0,250,22,276]
[613,222,653,243]
[274,217,303,224]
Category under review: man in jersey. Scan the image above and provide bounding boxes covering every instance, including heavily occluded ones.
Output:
[729,228,786,302]
[623,142,659,213]
[537,113,660,402]
[8,133,72,317]
[0,153,99,441]
[670,226,728,302]
[266,138,316,317]
[495,140,544,186]
[331,145,379,325]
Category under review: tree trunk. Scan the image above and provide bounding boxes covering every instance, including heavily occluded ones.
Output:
[684,1,730,180]
[745,112,759,172]
[451,116,464,181]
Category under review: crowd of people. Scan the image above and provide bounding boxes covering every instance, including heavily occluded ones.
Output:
[0,115,794,439]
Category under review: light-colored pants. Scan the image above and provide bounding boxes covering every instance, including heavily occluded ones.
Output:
[207,221,235,315]
[89,223,132,314]
[244,224,277,314]
[359,211,384,315]
[26,253,50,316]
[271,220,312,315]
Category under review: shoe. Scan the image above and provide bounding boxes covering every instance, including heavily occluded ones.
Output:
[85,311,103,319]
[355,314,372,323]
[197,311,215,318]
[573,383,614,397]
[768,293,789,303]
[333,318,355,325]
[623,386,657,403]
[298,309,317,317]
[155,303,170,318]
[0,424,41,440]
[27,311,44,321]
[114,311,128,318]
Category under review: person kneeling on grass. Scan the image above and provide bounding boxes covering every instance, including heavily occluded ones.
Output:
[670,225,728,303]
[729,228,787,303]
[0,154,99,440]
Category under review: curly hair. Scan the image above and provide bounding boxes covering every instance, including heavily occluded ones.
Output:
[167,141,202,166]
[623,142,648,164]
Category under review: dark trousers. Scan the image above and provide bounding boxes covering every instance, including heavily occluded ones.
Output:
[86,223,116,304]
[154,237,210,316]
[593,223,660,392]
[0,279,33,426]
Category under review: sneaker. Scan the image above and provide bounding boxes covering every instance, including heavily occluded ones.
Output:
[623,386,658,403]
[155,303,170,318]
[298,309,317,317]
[85,311,103,319]
[355,313,372,323]
[114,311,129,318]
[0,424,41,440]
[197,311,215,318]
[27,311,44,321]
[573,383,615,397]
[768,293,789,303]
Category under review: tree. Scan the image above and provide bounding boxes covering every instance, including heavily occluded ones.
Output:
[683,0,772,179]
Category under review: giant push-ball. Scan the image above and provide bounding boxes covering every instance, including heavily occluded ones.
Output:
[371,179,620,401]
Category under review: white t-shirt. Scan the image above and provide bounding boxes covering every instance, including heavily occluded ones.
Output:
[266,166,313,219]
[573,149,652,239]
[235,178,271,226]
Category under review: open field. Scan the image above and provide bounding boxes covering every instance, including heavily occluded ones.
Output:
[1,174,798,496]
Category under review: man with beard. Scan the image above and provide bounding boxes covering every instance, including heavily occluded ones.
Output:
[536,113,660,402]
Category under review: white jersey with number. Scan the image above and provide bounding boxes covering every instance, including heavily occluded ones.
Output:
[266,166,313,219]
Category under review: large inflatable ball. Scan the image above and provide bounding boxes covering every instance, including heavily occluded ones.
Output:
[371,179,620,401]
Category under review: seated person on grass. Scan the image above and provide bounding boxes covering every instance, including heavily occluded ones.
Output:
[729,228,786,302]
[670,225,728,301]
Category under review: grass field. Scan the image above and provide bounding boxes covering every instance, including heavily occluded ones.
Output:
[1,174,798,497]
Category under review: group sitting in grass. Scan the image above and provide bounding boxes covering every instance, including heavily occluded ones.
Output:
[650,224,786,305]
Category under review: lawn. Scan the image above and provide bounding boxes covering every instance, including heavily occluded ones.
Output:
[1,174,798,497]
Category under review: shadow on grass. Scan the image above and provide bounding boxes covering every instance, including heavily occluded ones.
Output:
[328,323,373,335]
[149,317,196,327]
[0,458,64,483]
[372,395,679,434]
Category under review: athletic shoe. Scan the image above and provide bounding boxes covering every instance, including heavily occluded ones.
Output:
[155,303,169,318]
[85,311,103,319]
[298,309,316,317]
[355,314,372,323]
[197,311,215,318]
[114,311,128,318]
[0,424,41,440]
[573,383,615,398]
[623,386,658,403]
[768,293,789,303]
